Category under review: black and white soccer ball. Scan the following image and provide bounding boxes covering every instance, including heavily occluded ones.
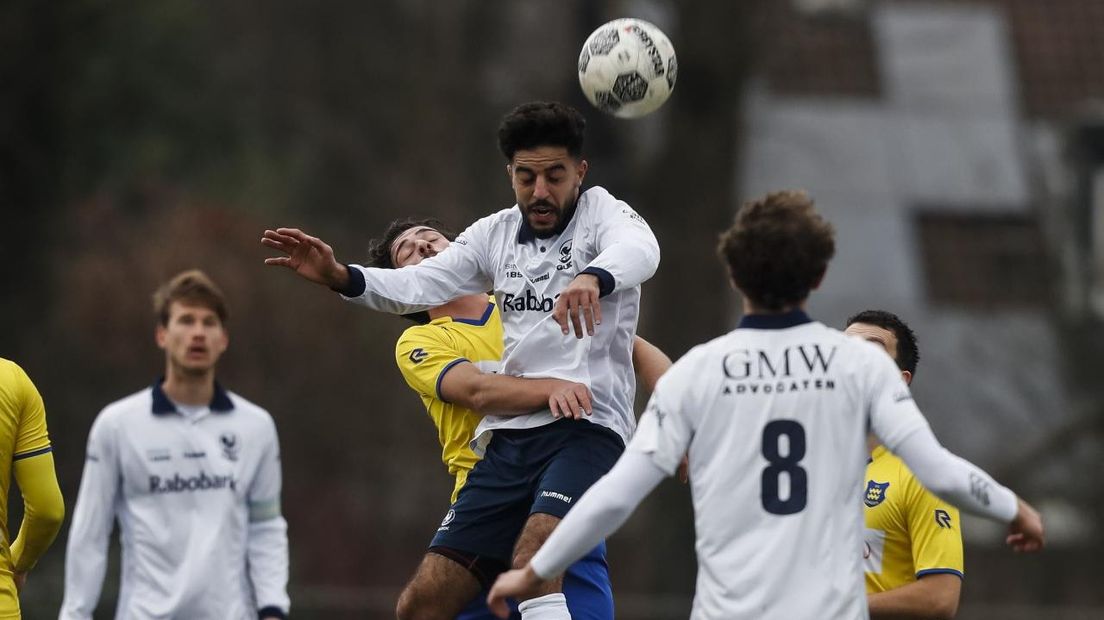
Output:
[577,18,677,119]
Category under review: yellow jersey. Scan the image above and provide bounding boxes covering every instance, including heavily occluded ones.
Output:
[0,359,57,617]
[394,300,502,503]
[863,444,964,593]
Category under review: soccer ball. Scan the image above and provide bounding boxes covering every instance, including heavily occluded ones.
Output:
[577,18,677,119]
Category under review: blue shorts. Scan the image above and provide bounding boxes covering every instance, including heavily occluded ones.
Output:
[456,543,613,620]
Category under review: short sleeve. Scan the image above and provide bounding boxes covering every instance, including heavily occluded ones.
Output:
[395,325,468,402]
[904,467,965,578]
[13,364,51,457]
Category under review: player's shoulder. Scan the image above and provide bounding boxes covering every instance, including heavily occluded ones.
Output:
[656,338,725,389]
[578,186,633,215]
[396,320,453,353]
[97,387,157,426]
[0,358,30,393]
[225,391,275,424]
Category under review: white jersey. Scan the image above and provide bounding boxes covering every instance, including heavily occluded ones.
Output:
[343,186,660,449]
[629,312,936,620]
[60,383,289,620]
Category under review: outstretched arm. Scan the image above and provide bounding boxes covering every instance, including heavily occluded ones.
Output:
[262,228,351,290]
[889,428,1043,552]
[439,362,593,420]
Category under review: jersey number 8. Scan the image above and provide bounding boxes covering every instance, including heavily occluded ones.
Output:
[761,419,807,515]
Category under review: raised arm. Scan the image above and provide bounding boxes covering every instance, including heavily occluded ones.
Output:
[263,223,493,315]
[553,190,660,338]
[865,350,1043,552]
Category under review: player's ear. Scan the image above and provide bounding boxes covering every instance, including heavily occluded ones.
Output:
[155,324,167,350]
[901,370,912,385]
[505,163,513,180]
[576,159,589,183]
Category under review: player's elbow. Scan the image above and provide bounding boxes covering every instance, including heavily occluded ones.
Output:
[28,497,66,533]
[928,599,958,620]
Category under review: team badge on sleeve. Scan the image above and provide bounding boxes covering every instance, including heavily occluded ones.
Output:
[863,480,890,507]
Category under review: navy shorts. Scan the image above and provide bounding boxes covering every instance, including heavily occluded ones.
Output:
[430,418,624,564]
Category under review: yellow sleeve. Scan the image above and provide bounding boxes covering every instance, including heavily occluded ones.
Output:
[903,465,964,579]
[13,364,50,456]
[10,451,65,572]
[394,325,468,401]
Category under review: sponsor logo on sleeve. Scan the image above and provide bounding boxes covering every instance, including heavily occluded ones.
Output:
[935,509,953,529]
[408,348,428,364]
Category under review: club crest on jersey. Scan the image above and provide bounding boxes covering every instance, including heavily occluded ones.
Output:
[220,431,240,462]
[556,239,573,271]
[864,480,890,507]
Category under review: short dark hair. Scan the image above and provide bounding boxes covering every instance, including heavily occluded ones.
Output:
[366,217,457,270]
[366,217,457,324]
[497,101,586,161]
[717,190,836,311]
[152,269,228,326]
[845,309,920,376]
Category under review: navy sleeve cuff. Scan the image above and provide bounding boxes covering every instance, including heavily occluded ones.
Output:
[331,264,366,297]
[258,606,288,619]
[580,267,615,297]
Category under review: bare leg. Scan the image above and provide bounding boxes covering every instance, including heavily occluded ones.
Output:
[513,513,565,597]
[396,552,482,620]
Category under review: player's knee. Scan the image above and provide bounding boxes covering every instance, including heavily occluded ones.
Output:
[395,586,436,620]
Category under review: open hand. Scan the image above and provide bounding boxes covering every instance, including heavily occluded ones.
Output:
[487,566,545,619]
[262,228,349,290]
[548,381,593,420]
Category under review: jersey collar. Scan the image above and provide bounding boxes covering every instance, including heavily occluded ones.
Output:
[151,379,235,415]
[737,309,812,330]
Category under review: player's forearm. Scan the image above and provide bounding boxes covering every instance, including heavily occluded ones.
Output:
[868,574,961,619]
[891,428,1017,522]
[531,451,665,579]
[586,237,660,294]
[248,516,290,616]
[11,452,64,572]
[464,374,569,415]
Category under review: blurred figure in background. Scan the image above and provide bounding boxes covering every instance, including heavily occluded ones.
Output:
[59,270,289,620]
[368,217,671,620]
[264,100,660,620]
[0,359,65,619]
[846,310,963,619]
